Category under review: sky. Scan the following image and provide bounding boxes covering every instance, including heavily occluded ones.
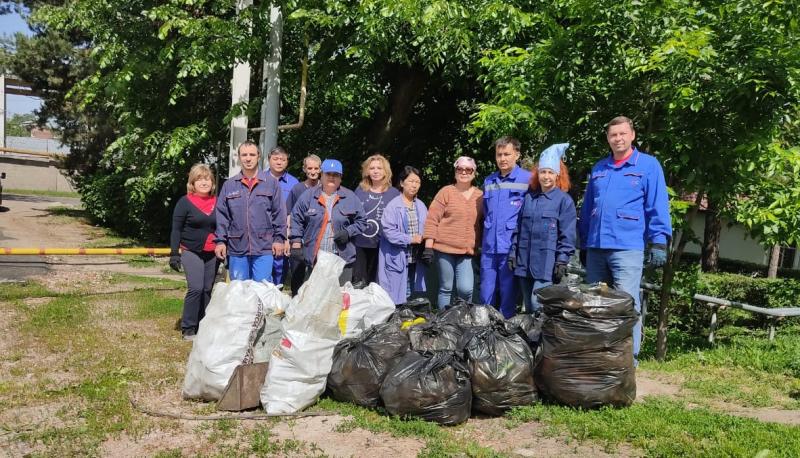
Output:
[2,10,43,116]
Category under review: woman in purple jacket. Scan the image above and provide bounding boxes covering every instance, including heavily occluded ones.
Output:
[378,166,428,304]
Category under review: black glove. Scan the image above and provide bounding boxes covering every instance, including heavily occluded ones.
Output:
[646,243,668,268]
[169,255,182,272]
[420,247,434,266]
[507,255,517,272]
[290,246,304,262]
[579,250,587,268]
[333,229,350,245]
[553,263,568,284]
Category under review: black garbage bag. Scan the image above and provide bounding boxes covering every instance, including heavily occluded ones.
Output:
[534,284,638,408]
[327,323,410,407]
[437,299,505,327]
[505,313,543,347]
[398,297,433,314]
[409,321,465,352]
[464,324,537,415]
[388,306,432,330]
[380,350,472,425]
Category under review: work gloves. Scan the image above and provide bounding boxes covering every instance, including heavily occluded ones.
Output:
[290,246,304,262]
[420,247,434,266]
[169,255,182,272]
[333,229,350,245]
[507,255,517,272]
[553,263,568,284]
[646,244,668,268]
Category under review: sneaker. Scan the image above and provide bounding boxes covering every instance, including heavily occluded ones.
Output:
[182,329,197,341]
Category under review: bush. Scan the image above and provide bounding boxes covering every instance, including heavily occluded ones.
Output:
[680,252,800,280]
[646,268,800,334]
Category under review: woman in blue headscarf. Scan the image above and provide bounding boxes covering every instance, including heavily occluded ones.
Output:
[508,143,577,314]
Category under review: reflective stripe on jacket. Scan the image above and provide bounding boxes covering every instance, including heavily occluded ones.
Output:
[481,165,532,254]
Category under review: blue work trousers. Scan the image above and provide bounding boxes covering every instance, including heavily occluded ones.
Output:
[585,248,644,359]
[519,277,552,314]
[479,253,519,318]
[228,254,274,282]
[435,252,474,310]
[272,256,288,286]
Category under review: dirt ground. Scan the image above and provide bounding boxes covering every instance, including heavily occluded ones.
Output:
[1,191,798,457]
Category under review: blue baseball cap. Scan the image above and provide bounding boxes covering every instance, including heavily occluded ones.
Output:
[321,159,343,174]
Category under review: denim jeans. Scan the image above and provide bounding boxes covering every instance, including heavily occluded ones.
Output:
[435,251,474,309]
[519,277,552,314]
[228,254,274,282]
[585,248,644,358]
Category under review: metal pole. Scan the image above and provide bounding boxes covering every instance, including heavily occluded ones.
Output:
[1,74,6,149]
[228,0,254,178]
[259,5,282,167]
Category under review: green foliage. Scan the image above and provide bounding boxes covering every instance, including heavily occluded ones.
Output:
[4,113,36,136]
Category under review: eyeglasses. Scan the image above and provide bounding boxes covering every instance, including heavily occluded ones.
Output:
[456,167,475,174]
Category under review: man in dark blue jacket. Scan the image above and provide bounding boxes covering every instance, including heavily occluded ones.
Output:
[289,159,368,285]
[578,116,672,361]
[214,141,287,282]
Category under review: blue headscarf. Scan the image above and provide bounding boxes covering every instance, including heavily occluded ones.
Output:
[538,143,569,174]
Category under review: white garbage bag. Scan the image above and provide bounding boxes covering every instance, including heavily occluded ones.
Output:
[182,281,261,400]
[339,282,396,338]
[261,251,345,413]
[250,282,290,363]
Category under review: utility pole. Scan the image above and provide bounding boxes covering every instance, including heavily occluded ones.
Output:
[258,5,283,168]
[228,0,253,178]
[1,74,6,149]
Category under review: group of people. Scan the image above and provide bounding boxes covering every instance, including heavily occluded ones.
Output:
[169,116,671,363]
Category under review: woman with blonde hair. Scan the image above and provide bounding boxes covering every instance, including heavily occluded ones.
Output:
[169,163,219,341]
[352,154,400,287]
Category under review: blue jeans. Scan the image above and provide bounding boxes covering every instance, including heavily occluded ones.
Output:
[435,252,474,310]
[519,277,552,314]
[228,255,274,282]
[585,248,644,358]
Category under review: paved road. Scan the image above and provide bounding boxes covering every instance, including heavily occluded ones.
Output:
[0,193,83,281]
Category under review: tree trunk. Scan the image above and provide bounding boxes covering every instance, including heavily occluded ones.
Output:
[701,196,722,272]
[655,191,703,361]
[768,244,781,278]
[366,64,428,153]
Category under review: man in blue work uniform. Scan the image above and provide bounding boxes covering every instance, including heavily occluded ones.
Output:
[578,116,672,361]
[267,145,299,285]
[480,136,532,318]
[214,141,287,282]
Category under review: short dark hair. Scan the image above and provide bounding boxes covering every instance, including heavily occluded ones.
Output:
[397,165,421,184]
[269,145,288,158]
[237,140,260,155]
[606,116,635,132]
[494,136,521,152]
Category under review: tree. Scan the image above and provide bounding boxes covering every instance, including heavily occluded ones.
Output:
[4,113,36,137]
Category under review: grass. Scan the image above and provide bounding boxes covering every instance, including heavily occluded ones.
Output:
[0,281,56,300]
[639,326,800,408]
[4,188,80,198]
[506,398,800,457]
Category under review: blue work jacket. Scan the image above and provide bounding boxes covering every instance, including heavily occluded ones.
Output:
[510,188,576,281]
[214,171,287,256]
[269,170,299,208]
[378,195,428,304]
[482,165,532,254]
[578,148,672,251]
[289,186,368,265]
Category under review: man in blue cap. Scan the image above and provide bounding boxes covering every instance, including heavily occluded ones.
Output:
[289,158,368,285]
[578,116,672,362]
[480,136,532,318]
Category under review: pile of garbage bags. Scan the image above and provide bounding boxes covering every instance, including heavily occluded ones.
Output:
[181,252,638,425]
